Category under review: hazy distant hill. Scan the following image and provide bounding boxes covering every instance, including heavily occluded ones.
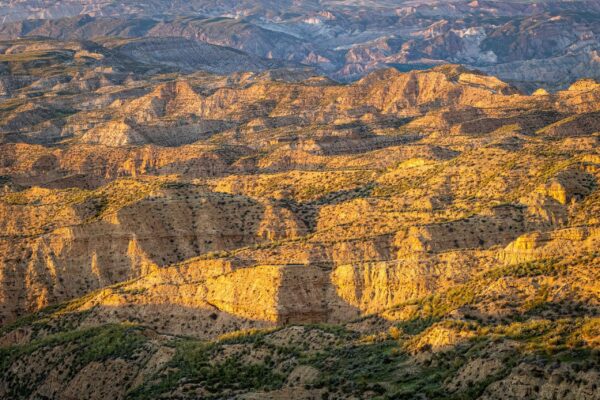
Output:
[2,1,600,88]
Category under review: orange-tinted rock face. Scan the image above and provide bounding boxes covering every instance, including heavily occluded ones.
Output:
[1,61,599,328]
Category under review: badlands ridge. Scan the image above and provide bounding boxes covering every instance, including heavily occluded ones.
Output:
[0,38,598,399]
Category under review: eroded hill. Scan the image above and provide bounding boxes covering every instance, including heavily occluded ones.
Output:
[0,43,598,399]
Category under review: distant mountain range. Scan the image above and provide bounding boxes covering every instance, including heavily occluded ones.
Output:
[2,1,600,89]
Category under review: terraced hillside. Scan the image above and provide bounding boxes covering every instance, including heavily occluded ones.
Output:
[0,40,598,399]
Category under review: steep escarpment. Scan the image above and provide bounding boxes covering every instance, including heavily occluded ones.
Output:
[0,181,308,324]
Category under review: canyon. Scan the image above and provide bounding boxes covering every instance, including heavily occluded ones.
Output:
[0,2,598,399]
